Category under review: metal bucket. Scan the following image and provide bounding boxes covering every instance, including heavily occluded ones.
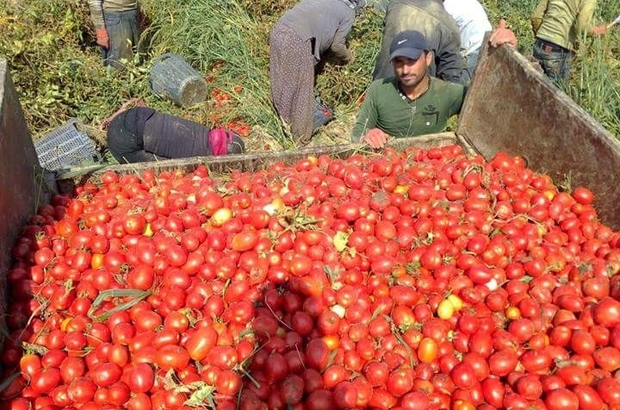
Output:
[149,53,208,107]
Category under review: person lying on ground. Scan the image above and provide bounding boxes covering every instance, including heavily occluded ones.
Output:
[269,0,364,146]
[530,0,607,88]
[352,27,516,148]
[104,99,245,164]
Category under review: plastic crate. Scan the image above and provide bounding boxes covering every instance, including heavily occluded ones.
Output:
[34,119,100,170]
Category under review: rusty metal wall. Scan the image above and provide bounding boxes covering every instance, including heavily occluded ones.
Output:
[0,59,45,359]
[458,40,620,229]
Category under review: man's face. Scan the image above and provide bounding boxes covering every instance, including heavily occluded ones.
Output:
[392,52,431,88]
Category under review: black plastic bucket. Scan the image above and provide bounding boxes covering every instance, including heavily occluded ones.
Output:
[149,53,208,107]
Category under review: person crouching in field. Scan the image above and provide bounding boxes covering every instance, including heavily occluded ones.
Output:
[104,99,245,164]
[269,0,364,146]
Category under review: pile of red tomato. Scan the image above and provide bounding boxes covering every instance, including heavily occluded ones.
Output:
[2,144,620,410]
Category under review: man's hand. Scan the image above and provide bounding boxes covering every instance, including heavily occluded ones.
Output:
[489,19,518,48]
[96,28,109,49]
[591,24,607,36]
[360,128,389,149]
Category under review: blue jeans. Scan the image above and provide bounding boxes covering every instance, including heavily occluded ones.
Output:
[533,38,573,89]
[102,9,140,70]
[460,52,479,86]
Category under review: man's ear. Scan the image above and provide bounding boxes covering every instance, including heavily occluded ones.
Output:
[425,51,433,67]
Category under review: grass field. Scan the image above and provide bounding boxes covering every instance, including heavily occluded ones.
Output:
[0,0,619,156]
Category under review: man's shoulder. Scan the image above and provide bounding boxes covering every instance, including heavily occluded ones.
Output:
[430,77,464,91]
[367,77,398,92]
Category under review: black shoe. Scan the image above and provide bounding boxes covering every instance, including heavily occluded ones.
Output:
[226,133,245,155]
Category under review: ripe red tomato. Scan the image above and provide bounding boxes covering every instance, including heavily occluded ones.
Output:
[185,327,217,362]
[155,345,190,372]
[572,187,594,205]
[488,348,518,377]
[386,368,414,397]
[30,368,61,394]
[593,297,620,327]
[306,338,329,370]
[573,384,605,410]
[88,362,122,388]
[278,374,305,405]
[544,388,579,410]
[19,353,42,379]
[216,369,243,396]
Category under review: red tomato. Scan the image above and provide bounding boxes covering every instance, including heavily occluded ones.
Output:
[88,362,122,388]
[60,356,86,384]
[19,354,42,379]
[29,367,61,394]
[593,297,620,327]
[306,338,329,370]
[216,369,243,396]
[155,345,190,372]
[279,374,305,405]
[573,385,606,410]
[544,388,579,410]
[67,377,97,403]
[185,327,217,362]
[386,368,414,397]
[572,187,594,205]
[231,230,259,252]
[488,348,518,377]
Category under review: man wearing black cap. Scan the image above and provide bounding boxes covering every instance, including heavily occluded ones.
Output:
[351,30,464,148]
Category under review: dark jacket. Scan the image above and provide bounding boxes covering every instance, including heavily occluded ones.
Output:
[373,0,463,83]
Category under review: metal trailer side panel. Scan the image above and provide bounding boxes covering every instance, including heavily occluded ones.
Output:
[458,38,620,229]
[70,133,473,185]
[0,60,46,354]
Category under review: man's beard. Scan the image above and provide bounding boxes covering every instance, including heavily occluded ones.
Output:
[398,72,424,89]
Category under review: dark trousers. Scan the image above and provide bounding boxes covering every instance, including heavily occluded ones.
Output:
[102,9,140,70]
[533,38,573,89]
[107,111,161,164]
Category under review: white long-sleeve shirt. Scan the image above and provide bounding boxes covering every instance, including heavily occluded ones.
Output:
[443,0,492,56]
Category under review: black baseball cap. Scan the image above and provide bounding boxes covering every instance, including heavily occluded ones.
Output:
[389,30,429,61]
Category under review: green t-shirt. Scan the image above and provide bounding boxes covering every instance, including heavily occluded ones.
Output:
[351,76,465,142]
